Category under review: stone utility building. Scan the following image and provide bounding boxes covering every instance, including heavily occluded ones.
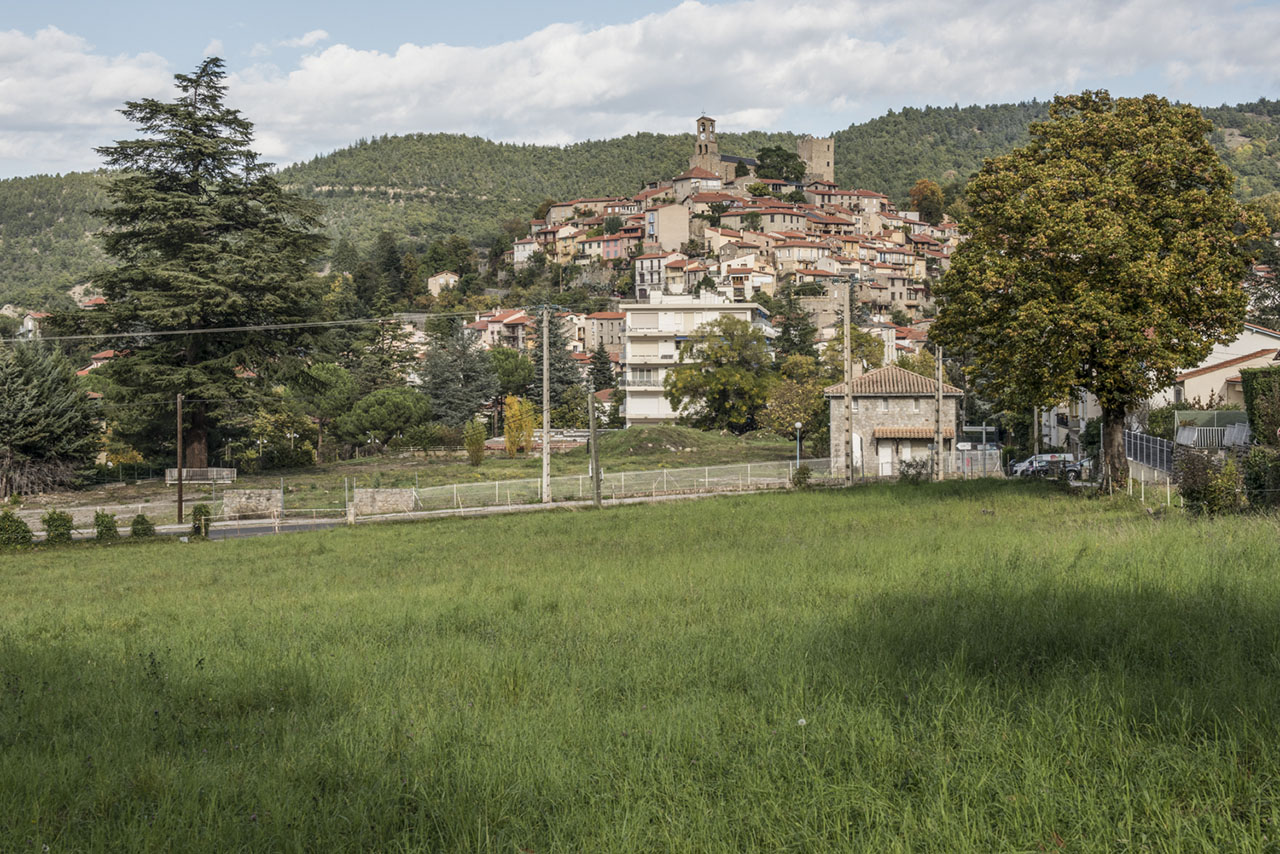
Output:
[825,364,963,477]
[688,115,835,185]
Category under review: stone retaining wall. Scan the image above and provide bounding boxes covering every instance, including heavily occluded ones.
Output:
[352,488,416,516]
[221,489,283,519]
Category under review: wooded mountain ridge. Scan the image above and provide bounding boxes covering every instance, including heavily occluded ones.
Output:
[3,98,1279,310]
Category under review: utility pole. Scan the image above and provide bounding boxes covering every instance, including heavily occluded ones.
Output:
[934,345,944,482]
[588,380,602,509]
[842,277,853,486]
[175,393,184,524]
[1033,406,1040,458]
[541,307,552,504]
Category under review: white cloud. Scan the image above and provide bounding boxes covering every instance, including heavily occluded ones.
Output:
[279,29,329,49]
[202,38,224,57]
[0,27,170,174]
[3,1,1280,178]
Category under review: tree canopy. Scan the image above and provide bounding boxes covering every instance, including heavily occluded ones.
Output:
[0,344,101,498]
[91,57,326,467]
[755,146,807,183]
[664,316,772,433]
[931,91,1262,486]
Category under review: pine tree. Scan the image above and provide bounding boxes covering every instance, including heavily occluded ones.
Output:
[92,58,326,467]
[419,327,498,427]
[0,344,101,499]
[588,341,615,390]
[532,312,581,410]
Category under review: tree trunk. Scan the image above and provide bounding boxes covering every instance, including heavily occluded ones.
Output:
[1102,403,1127,492]
[185,404,209,469]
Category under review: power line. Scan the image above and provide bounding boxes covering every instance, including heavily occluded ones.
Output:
[0,309,485,345]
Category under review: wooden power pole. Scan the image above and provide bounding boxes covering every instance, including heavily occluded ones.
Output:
[934,345,944,482]
[541,307,552,504]
[176,393,184,523]
[588,381,602,508]
[842,277,853,486]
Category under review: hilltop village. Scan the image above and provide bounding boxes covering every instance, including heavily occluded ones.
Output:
[471,116,960,424]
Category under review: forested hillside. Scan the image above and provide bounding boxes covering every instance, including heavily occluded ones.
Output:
[276,130,798,248]
[834,102,1050,202]
[3,99,1279,310]
[0,172,109,310]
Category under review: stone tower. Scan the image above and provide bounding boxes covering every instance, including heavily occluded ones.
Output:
[798,134,835,184]
[690,115,719,174]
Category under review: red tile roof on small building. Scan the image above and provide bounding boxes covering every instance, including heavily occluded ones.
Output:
[1176,349,1279,382]
[674,167,721,180]
[824,364,962,397]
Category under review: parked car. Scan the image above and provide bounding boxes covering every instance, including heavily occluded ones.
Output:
[1011,453,1075,477]
[1065,457,1094,481]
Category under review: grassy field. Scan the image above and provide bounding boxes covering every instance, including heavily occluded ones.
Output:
[17,426,802,522]
[2,481,1279,851]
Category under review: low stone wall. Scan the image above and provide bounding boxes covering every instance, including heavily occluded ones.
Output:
[352,488,416,516]
[221,489,283,519]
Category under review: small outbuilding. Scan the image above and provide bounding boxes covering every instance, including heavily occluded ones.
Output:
[825,364,963,477]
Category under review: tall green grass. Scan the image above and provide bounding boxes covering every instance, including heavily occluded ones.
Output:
[2,481,1279,851]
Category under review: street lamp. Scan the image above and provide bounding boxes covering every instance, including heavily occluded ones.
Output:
[795,421,803,465]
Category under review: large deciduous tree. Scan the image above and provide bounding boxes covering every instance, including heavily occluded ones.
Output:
[0,344,101,499]
[931,92,1262,487]
[664,316,772,433]
[908,179,945,225]
[93,58,326,467]
[755,146,807,183]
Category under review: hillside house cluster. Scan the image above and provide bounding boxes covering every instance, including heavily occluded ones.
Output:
[510,115,961,337]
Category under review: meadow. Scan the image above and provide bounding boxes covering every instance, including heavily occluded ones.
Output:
[2,480,1280,851]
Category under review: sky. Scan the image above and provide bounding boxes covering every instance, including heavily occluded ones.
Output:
[2,0,1280,179]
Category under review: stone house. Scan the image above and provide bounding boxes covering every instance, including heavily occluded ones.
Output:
[585,311,626,355]
[427,271,460,297]
[825,364,962,477]
[645,204,690,251]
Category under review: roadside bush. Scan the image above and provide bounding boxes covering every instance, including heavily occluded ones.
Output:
[130,514,156,539]
[898,459,931,485]
[791,464,813,489]
[405,423,462,449]
[191,504,212,537]
[0,509,33,548]
[93,510,119,542]
[463,419,487,466]
[42,509,74,545]
[1176,450,1242,516]
[1242,447,1280,509]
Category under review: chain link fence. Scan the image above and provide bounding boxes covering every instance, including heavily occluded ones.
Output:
[411,459,833,511]
[1124,430,1174,473]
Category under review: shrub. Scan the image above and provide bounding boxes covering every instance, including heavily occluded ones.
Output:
[791,464,813,489]
[191,504,212,537]
[1242,446,1280,508]
[1176,450,1242,516]
[0,509,33,548]
[94,510,119,542]
[898,458,931,485]
[41,509,74,545]
[130,514,156,539]
[405,423,462,449]
[463,419,487,466]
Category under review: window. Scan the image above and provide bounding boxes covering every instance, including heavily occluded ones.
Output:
[913,398,920,412]
[851,399,859,413]
[880,399,888,412]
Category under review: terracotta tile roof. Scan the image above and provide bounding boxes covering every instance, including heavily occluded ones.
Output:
[674,167,721,180]
[587,311,626,319]
[873,426,957,439]
[1176,349,1279,381]
[824,364,962,397]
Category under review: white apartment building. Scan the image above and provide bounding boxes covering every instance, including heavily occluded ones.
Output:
[621,293,770,426]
